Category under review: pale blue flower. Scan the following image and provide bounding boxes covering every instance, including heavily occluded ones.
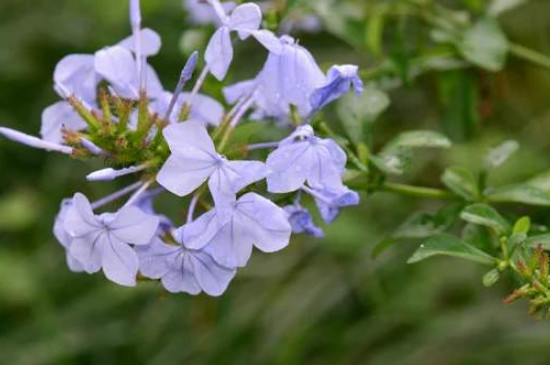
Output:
[94,44,163,100]
[137,228,236,296]
[53,199,85,273]
[284,204,324,238]
[183,0,236,25]
[41,101,88,143]
[266,126,347,193]
[63,193,160,287]
[150,91,224,126]
[205,0,282,80]
[223,35,325,122]
[157,121,269,216]
[306,185,360,224]
[310,64,364,112]
[54,54,98,105]
[185,192,292,268]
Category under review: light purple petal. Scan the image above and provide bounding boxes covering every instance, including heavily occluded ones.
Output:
[136,238,178,279]
[205,26,233,81]
[64,193,101,237]
[54,54,98,104]
[156,121,218,196]
[184,0,235,25]
[161,254,202,295]
[223,79,256,104]
[190,251,236,296]
[251,30,283,54]
[234,193,291,254]
[266,142,313,193]
[69,233,103,274]
[284,205,324,238]
[228,3,262,39]
[41,101,87,143]
[110,206,160,245]
[119,28,162,57]
[101,235,139,287]
[94,46,138,99]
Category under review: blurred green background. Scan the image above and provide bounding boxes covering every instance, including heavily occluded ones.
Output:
[1,0,550,364]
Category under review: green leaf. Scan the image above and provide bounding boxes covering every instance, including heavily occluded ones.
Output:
[365,4,387,56]
[374,130,451,175]
[384,130,452,150]
[513,216,531,236]
[408,234,496,265]
[441,166,479,200]
[337,88,390,144]
[484,140,519,170]
[524,234,550,249]
[462,223,496,254]
[458,17,509,72]
[525,171,550,191]
[372,203,464,258]
[487,185,550,206]
[488,0,528,16]
[482,269,500,287]
[438,70,480,141]
[371,149,412,175]
[460,203,511,235]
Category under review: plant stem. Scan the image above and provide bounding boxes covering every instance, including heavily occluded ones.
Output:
[509,42,550,70]
[378,182,455,200]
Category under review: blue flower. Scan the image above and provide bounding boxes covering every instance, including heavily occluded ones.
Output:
[184,193,292,268]
[284,204,324,238]
[310,64,364,112]
[40,102,88,143]
[183,0,236,25]
[137,228,236,296]
[266,126,347,193]
[150,91,225,126]
[223,35,325,123]
[157,121,269,218]
[62,193,160,287]
[305,185,360,224]
[205,0,282,80]
[53,198,85,273]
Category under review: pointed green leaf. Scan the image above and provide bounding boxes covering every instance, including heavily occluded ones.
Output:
[458,17,509,71]
[488,0,528,16]
[337,88,390,144]
[441,166,479,200]
[408,234,496,265]
[524,234,550,250]
[460,203,511,235]
[484,140,519,170]
[513,216,531,236]
[487,185,550,206]
[482,268,500,287]
[384,130,452,150]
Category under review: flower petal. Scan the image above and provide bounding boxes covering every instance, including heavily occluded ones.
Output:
[118,28,162,57]
[229,3,262,39]
[41,101,87,143]
[101,235,139,287]
[110,206,160,245]
[205,26,233,81]
[235,193,291,254]
[190,251,236,296]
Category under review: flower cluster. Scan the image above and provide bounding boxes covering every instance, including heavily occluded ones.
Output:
[0,0,361,296]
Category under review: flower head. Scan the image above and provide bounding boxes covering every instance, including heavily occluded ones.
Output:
[266,126,347,193]
[205,0,281,80]
[184,192,292,268]
[310,64,364,113]
[137,229,236,296]
[63,193,160,286]
[157,121,269,217]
